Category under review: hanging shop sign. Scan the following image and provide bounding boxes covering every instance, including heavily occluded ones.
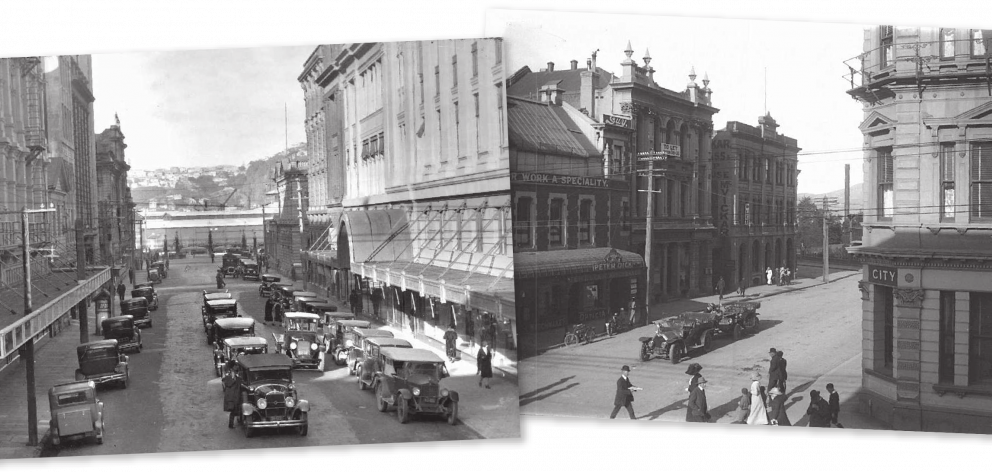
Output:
[603,114,631,129]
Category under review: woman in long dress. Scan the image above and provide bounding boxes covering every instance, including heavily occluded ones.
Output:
[746,371,769,425]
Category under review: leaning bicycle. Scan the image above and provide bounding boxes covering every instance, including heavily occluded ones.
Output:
[563,323,596,346]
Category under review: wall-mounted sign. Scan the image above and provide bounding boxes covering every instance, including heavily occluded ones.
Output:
[592,249,642,272]
[511,172,614,188]
[603,114,631,129]
[868,264,897,287]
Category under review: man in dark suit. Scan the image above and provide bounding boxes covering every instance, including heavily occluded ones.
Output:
[767,347,784,392]
[610,365,639,419]
[686,377,710,422]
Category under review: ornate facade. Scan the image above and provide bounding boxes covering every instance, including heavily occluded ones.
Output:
[95,120,135,270]
[846,26,992,432]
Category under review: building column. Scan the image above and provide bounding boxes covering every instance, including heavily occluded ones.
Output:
[891,287,925,431]
[953,291,970,386]
[659,242,668,299]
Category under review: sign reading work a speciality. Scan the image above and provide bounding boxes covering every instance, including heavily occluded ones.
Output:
[592,249,642,272]
[868,264,898,287]
[603,114,631,128]
[512,172,613,188]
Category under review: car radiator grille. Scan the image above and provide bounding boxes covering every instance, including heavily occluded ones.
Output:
[296,342,310,356]
[263,407,287,419]
[419,384,439,403]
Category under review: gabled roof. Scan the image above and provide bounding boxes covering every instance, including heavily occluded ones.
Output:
[859,110,896,132]
[955,100,992,121]
[507,65,614,99]
[507,96,601,159]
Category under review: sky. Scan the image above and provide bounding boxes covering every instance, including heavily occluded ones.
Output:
[92,46,314,171]
[486,10,869,195]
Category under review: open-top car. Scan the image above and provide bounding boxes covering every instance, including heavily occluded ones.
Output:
[217,336,268,377]
[100,316,142,353]
[345,327,395,374]
[372,348,457,425]
[74,340,130,389]
[235,353,310,437]
[120,297,151,329]
[705,301,761,340]
[639,311,722,364]
[131,286,159,311]
[273,313,324,369]
[258,275,282,297]
[242,262,260,281]
[48,381,105,446]
[203,299,239,339]
[356,337,413,390]
[328,319,373,366]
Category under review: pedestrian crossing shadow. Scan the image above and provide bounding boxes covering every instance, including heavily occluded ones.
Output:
[519,376,578,407]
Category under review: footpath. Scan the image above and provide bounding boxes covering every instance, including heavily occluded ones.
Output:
[272,276,520,440]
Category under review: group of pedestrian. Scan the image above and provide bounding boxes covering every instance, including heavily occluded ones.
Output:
[765,266,792,286]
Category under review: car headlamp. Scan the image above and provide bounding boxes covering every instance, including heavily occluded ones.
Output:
[256,398,267,409]
[345,340,354,348]
[310,342,319,351]
[440,388,449,397]
[288,382,296,390]
[285,397,295,408]
[289,341,298,350]
[412,387,421,396]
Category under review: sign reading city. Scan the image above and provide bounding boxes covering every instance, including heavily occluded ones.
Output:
[868,264,898,287]
[592,249,642,272]
[603,114,631,129]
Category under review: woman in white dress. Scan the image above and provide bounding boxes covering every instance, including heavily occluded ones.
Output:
[746,371,769,425]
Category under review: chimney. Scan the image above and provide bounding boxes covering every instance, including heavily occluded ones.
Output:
[539,82,564,106]
[547,61,555,72]
[571,59,578,70]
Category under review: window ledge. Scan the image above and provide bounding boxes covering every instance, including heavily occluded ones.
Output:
[932,384,992,398]
[864,367,896,383]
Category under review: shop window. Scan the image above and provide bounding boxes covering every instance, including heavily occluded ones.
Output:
[874,285,894,375]
[880,25,894,68]
[939,291,956,384]
[581,282,602,309]
[941,28,956,59]
[514,196,534,248]
[548,198,565,247]
[578,198,593,245]
[941,143,956,221]
[969,292,992,385]
[971,142,992,220]
[972,29,987,58]
[877,148,894,219]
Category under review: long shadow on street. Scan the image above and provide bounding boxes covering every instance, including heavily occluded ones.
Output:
[519,376,580,407]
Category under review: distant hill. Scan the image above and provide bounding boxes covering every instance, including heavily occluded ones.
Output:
[129,143,307,210]
[799,182,863,213]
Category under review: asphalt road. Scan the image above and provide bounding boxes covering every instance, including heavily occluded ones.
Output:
[46,258,479,457]
[519,275,863,424]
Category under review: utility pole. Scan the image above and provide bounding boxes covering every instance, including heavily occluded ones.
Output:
[22,207,55,446]
[643,158,655,326]
[76,218,88,345]
[822,196,833,283]
[844,164,852,245]
[296,179,306,290]
[139,215,145,271]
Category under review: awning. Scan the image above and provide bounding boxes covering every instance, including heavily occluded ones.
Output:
[515,247,645,279]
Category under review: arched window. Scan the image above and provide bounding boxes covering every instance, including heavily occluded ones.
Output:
[679,123,689,159]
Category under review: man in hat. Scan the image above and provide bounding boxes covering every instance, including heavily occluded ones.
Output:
[610,365,640,419]
[686,376,710,422]
[767,348,785,392]
[806,390,831,427]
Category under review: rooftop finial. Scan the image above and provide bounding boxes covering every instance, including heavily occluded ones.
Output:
[624,41,633,59]
[115,112,120,126]
[689,66,697,83]
[643,48,652,66]
[702,72,710,87]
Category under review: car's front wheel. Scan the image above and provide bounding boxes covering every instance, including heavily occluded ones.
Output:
[357,367,366,390]
[298,412,308,436]
[397,397,410,424]
[639,343,650,362]
[375,385,388,412]
[447,402,459,425]
[243,416,254,438]
[669,344,684,365]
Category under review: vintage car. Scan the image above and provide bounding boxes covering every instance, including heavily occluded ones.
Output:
[299,300,338,317]
[345,327,395,374]
[131,286,159,311]
[100,316,142,353]
[201,291,234,315]
[372,348,458,425]
[203,288,230,296]
[328,319,373,366]
[216,336,269,377]
[270,285,303,320]
[242,263,260,281]
[210,318,257,369]
[74,340,130,389]
[356,337,414,390]
[203,299,240,339]
[288,292,319,311]
[148,268,162,284]
[639,311,722,364]
[150,261,167,279]
[258,275,282,297]
[48,381,105,446]
[120,297,152,329]
[235,353,310,437]
[273,313,324,369]
[705,301,761,340]
[223,266,239,278]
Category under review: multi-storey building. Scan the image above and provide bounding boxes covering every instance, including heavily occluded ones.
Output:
[95,119,135,270]
[846,26,992,432]
[509,44,718,304]
[265,160,308,279]
[711,116,800,291]
[303,40,517,372]
[508,88,644,355]
[299,45,344,232]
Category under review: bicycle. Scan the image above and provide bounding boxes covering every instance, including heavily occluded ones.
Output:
[563,323,596,346]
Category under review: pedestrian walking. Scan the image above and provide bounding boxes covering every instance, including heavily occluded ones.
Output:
[215,270,226,289]
[116,282,126,302]
[767,387,791,426]
[477,342,493,389]
[349,289,363,316]
[746,371,769,425]
[264,297,274,324]
[128,268,135,285]
[765,267,773,285]
[738,277,747,297]
[805,390,831,427]
[715,276,726,301]
[679,276,689,298]
[222,361,239,428]
[609,365,640,419]
[732,387,751,424]
[826,383,844,427]
[685,363,703,392]
[444,325,458,362]
[768,347,785,392]
[371,287,383,320]
[686,377,710,423]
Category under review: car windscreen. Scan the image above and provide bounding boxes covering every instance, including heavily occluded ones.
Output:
[234,346,266,356]
[406,362,441,379]
[288,320,317,331]
[56,390,90,406]
[249,369,291,384]
[104,321,127,331]
[218,327,253,338]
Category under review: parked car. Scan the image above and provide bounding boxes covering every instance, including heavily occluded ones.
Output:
[328,319,373,366]
[150,261,167,279]
[639,311,722,364]
[100,316,142,353]
[201,291,234,315]
[242,263,260,281]
[235,353,310,437]
[210,317,257,365]
[270,284,303,320]
[148,268,162,284]
[48,381,105,446]
[299,300,338,317]
[372,348,457,425]
[356,337,413,390]
[131,286,159,311]
[203,299,240,340]
[258,275,282,297]
[74,340,130,389]
[706,301,761,340]
[120,297,151,329]
[216,336,268,377]
[345,328,395,374]
[273,313,323,370]
[289,292,320,312]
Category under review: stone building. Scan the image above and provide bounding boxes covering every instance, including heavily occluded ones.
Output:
[95,119,135,270]
[265,160,308,279]
[846,25,992,432]
[302,40,517,372]
[711,116,800,291]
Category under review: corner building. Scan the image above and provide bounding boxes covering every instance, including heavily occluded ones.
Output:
[846,25,992,432]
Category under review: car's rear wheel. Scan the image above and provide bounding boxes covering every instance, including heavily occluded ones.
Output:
[397,397,410,424]
[639,343,650,362]
[701,330,715,352]
[375,385,388,412]
[447,402,459,425]
[669,344,684,365]
[298,412,308,436]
